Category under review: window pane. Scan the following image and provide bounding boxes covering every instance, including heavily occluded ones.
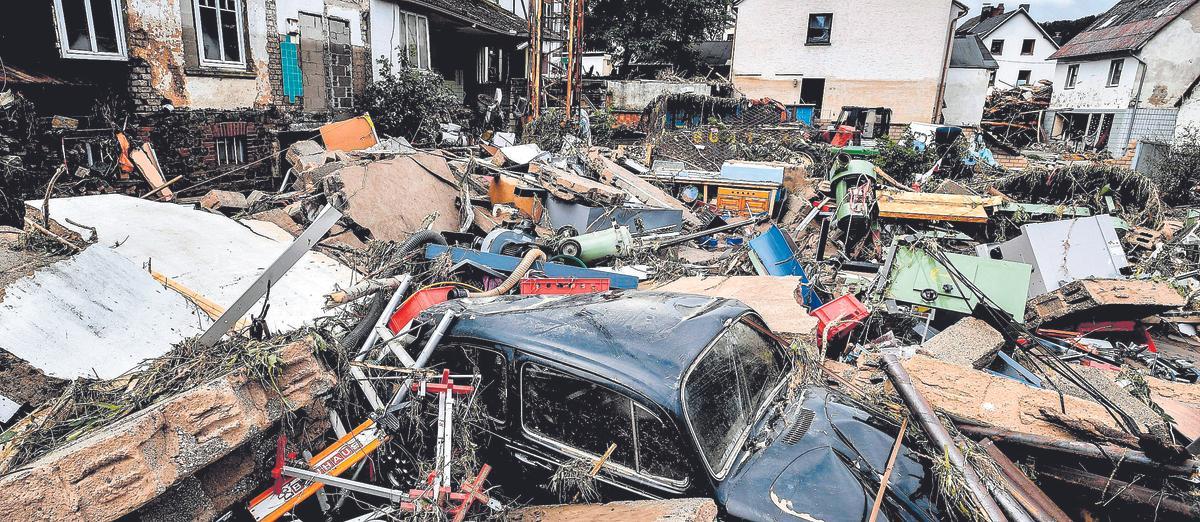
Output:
[522,365,635,468]
[199,5,221,60]
[417,16,429,69]
[685,340,744,470]
[730,322,787,412]
[62,0,93,51]
[90,0,119,53]
[406,14,420,67]
[428,345,508,421]
[806,14,831,43]
[635,405,687,481]
[220,8,240,62]
[1021,39,1035,54]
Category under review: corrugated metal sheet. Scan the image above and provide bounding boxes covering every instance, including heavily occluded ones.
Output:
[1050,0,1199,60]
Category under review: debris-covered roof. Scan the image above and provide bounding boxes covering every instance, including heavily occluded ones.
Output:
[950,35,999,69]
[1049,0,1199,60]
[427,292,753,407]
[400,0,528,36]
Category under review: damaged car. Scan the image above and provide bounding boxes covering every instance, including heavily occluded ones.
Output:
[415,291,942,521]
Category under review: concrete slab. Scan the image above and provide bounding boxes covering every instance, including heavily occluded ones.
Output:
[919,316,1005,369]
[648,276,816,335]
[31,194,357,335]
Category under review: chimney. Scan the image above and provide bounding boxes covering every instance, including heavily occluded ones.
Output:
[981,3,994,18]
[1019,3,1030,12]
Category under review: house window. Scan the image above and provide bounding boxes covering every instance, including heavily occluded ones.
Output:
[1016,70,1032,86]
[1021,39,1036,55]
[806,14,832,45]
[1107,59,1123,87]
[53,0,128,60]
[522,364,688,482]
[478,46,507,84]
[1065,64,1079,89]
[392,10,430,69]
[194,0,246,68]
[988,70,997,87]
[214,136,246,165]
[990,39,1004,55]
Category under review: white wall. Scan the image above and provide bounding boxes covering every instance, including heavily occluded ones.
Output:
[1049,57,1138,110]
[276,0,366,46]
[943,67,991,126]
[1178,90,1200,142]
[731,0,961,124]
[369,0,413,79]
[1138,4,1200,108]
[982,13,1056,89]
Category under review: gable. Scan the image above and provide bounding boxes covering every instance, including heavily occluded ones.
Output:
[1050,0,1200,60]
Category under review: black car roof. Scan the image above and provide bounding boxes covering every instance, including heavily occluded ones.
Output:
[423,291,754,410]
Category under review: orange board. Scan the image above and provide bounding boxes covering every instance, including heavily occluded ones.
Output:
[319,115,379,152]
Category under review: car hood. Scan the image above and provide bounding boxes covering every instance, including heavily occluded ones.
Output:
[715,387,938,522]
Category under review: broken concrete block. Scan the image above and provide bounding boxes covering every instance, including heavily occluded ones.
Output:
[918,316,1005,369]
[0,338,336,522]
[509,498,718,522]
[246,190,268,207]
[327,153,462,238]
[897,355,1129,442]
[1025,279,1186,328]
[199,190,248,213]
[285,140,329,173]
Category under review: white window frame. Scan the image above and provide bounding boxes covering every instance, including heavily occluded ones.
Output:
[392,10,431,70]
[1065,64,1079,89]
[214,136,246,165]
[478,46,506,84]
[1107,59,1123,87]
[193,0,247,69]
[53,0,129,60]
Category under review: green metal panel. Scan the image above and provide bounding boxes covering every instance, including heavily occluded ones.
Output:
[885,245,1032,321]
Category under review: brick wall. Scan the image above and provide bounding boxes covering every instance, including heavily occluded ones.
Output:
[993,150,1030,170]
[129,109,282,193]
[266,0,284,108]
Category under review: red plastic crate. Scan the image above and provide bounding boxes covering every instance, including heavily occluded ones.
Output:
[809,294,869,343]
[387,287,456,333]
[520,278,611,295]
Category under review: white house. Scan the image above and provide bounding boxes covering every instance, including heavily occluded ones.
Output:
[956,3,1058,90]
[1044,0,1200,161]
[943,35,999,127]
[730,0,968,128]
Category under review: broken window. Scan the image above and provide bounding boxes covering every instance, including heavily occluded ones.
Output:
[1107,59,1123,87]
[391,10,430,69]
[683,319,789,477]
[1065,64,1079,89]
[427,345,508,422]
[990,39,1004,55]
[214,136,245,165]
[1017,70,1031,86]
[806,14,832,45]
[988,70,997,87]
[1021,39,1035,55]
[53,0,127,59]
[194,0,245,67]
[478,46,507,84]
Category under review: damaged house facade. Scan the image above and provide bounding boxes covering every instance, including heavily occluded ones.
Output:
[956,3,1059,89]
[943,35,999,127]
[730,0,968,130]
[1043,0,1200,165]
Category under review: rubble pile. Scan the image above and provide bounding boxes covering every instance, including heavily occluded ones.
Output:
[981,81,1052,150]
[4,111,1200,522]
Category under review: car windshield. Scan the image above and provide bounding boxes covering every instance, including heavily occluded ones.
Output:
[683,318,790,477]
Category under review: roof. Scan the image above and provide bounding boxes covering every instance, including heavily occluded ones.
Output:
[1050,0,1199,60]
[696,41,733,66]
[424,291,755,408]
[950,35,1000,69]
[957,7,1060,49]
[399,0,527,36]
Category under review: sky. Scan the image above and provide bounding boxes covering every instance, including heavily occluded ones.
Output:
[958,0,1119,22]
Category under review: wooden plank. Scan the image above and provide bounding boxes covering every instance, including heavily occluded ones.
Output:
[130,143,174,200]
[875,189,997,223]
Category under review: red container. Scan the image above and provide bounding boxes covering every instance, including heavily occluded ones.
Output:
[809,294,869,343]
[520,278,611,295]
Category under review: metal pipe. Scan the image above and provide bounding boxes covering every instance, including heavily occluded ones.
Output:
[959,424,1200,477]
[385,311,458,412]
[655,216,765,249]
[979,439,1072,522]
[880,354,1008,522]
[281,466,410,503]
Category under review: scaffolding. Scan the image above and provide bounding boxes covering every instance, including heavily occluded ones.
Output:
[527,0,584,124]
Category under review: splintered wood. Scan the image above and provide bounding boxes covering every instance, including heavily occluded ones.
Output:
[875,189,1000,223]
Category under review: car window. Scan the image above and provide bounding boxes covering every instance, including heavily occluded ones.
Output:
[684,319,789,477]
[634,404,688,481]
[427,345,507,422]
[523,364,636,468]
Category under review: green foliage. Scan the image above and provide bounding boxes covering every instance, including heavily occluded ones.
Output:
[525,108,614,152]
[357,60,468,145]
[873,131,973,184]
[1149,127,1200,206]
[586,0,730,76]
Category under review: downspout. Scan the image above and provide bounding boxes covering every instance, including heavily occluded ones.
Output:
[934,4,966,123]
[1122,52,1149,156]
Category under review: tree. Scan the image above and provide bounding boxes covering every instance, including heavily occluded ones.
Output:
[585,0,730,77]
[356,60,469,145]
